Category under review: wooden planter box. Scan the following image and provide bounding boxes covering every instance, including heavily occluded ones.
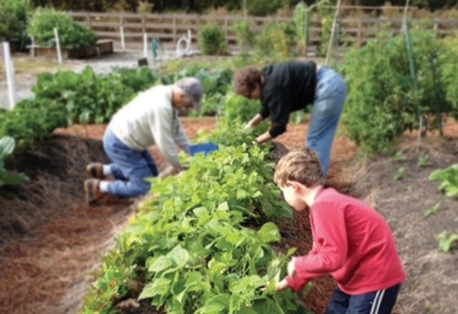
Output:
[31,40,113,59]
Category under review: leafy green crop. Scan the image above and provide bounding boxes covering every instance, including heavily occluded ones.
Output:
[83,123,311,314]
[221,91,260,125]
[32,67,155,124]
[436,231,458,253]
[429,164,458,198]
[0,99,67,143]
[0,136,28,187]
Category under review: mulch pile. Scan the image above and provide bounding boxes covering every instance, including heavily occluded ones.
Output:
[0,135,134,314]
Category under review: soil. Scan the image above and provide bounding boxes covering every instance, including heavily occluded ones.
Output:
[0,117,457,314]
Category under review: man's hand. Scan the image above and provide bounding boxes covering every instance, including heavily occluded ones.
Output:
[158,165,181,178]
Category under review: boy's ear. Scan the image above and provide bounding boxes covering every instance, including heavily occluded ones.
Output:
[287,180,301,191]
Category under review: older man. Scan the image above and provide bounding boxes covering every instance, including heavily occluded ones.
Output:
[84,77,204,205]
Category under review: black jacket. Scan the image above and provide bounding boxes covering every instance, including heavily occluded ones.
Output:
[259,61,317,137]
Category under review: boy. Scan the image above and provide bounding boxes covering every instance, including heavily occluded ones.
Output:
[272,149,406,314]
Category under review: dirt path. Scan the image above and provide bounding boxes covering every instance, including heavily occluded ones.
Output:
[0,118,217,314]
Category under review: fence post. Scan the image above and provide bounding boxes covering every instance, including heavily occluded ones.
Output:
[143,32,148,58]
[142,14,146,33]
[433,18,439,38]
[224,15,229,43]
[172,14,177,44]
[120,12,126,51]
[196,14,201,47]
[86,12,91,27]
[30,36,35,57]
[357,18,363,46]
[2,42,16,109]
[54,28,63,64]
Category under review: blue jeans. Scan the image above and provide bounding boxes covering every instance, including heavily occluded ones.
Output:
[103,128,158,198]
[326,285,401,314]
[307,66,347,177]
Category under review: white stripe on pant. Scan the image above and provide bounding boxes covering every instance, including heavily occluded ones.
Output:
[369,289,386,314]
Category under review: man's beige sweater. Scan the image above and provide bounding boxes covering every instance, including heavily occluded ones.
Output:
[108,85,191,169]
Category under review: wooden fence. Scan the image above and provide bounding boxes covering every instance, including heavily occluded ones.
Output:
[68,12,458,54]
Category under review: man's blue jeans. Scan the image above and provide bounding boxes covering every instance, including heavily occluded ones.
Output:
[307,66,347,177]
[103,128,158,198]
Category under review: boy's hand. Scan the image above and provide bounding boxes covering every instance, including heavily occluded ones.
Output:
[275,278,291,292]
[288,257,297,278]
[261,278,290,293]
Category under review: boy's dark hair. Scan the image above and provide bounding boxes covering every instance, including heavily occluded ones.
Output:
[233,67,262,98]
[274,148,325,187]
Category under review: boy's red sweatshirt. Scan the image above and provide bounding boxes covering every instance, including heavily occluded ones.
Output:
[286,188,406,295]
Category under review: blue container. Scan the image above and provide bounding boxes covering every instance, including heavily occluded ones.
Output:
[190,142,219,156]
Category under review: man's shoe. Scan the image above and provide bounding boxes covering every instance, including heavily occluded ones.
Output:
[84,179,102,205]
[86,163,105,179]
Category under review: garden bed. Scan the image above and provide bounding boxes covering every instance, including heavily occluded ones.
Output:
[31,40,114,59]
[0,119,458,314]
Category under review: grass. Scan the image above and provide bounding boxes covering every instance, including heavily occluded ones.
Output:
[0,58,71,81]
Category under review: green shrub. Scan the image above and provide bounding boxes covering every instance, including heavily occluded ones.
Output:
[198,24,228,56]
[341,26,458,155]
[27,8,97,49]
[233,21,256,50]
[247,0,283,16]
[32,67,138,124]
[0,99,67,143]
[0,0,31,43]
[255,22,296,58]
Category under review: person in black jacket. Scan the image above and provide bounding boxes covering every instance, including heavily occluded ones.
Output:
[233,61,347,177]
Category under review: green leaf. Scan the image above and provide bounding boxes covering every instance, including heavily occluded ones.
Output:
[445,186,458,198]
[0,171,28,187]
[251,298,284,314]
[138,277,172,300]
[196,293,231,314]
[236,189,249,199]
[168,245,190,268]
[286,248,297,256]
[148,256,174,273]
[193,206,208,217]
[0,136,15,159]
[217,202,229,212]
[257,222,281,243]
